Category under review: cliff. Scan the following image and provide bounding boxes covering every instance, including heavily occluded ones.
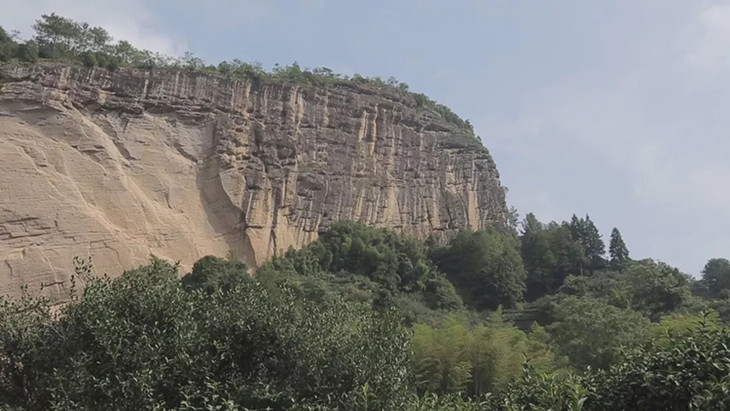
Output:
[0,63,507,296]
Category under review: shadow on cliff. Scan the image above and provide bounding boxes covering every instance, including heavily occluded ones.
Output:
[196,120,258,269]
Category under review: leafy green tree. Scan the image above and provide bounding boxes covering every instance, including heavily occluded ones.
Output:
[113,40,141,65]
[411,314,559,397]
[0,26,16,62]
[521,214,585,300]
[556,259,690,321]
[567,215,606,273]
[180,51,204,71]
[422,275,463,311]
[33,13,83,59]
[588,314,730,410]
[608,228,629,270]
[319,221,438,293]
[16,41,39,63]
[624,259,690,320]
[79,50,97,67]
[273,61,304,81]
[498,362,589,411]
[702,258,730,298]
[521,215,551,268]
[411,317,474,395]
[432,229,526,310]
[546,223,586,282]
[506,206,520,234]
[86,26,112,52]
[548,296,650,370]
[0,257,412,410]
[257,222,461,318]
[29,14,115,64]
[521,214,557,300]
[181,254,248,293]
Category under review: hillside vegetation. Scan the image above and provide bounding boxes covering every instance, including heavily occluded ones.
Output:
[3,13,730,411]
[3,217,730,410]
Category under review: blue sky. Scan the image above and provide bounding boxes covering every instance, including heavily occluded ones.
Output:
[3,0,730,276]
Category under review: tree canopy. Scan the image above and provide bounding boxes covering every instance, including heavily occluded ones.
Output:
[1,216,729,409]
[0,257,411,410]
[702,258,730,298]
[431,229,526,310]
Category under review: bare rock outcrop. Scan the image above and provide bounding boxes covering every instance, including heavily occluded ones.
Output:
[0,63,507,296]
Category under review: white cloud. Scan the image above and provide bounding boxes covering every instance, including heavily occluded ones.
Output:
[485,39,730,275]
[300,0,327,10]
[0,0,186,55]
[168,0,325,30]
[687,3,730,72]
[506,77,730,217]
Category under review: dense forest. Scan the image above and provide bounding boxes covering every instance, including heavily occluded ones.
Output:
[4,13,730,411]
[3,215,730,410]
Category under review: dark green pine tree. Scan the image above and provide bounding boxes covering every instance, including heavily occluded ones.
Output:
[568,214,583,240]
[609,227,630,270]
[567,215,606,273]
[582,215,606,271]
[702,258,730,298]
[0,26,12,62]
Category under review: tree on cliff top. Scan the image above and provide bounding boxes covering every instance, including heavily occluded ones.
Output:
[2,13,478,136]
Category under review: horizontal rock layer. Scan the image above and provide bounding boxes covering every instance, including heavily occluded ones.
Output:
[0,63,507,296]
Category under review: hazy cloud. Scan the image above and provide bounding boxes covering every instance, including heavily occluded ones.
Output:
[688,3,730,72]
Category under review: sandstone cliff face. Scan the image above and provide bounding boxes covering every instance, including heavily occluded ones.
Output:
[0,63,507,296]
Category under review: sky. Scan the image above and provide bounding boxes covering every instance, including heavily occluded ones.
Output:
[2,0,729,276]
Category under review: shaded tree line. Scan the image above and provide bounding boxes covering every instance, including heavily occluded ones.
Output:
[520,212,631,300]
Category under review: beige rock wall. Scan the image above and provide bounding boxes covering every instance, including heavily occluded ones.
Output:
[0,63,507,297]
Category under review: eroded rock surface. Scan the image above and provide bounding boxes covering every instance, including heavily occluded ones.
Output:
[0,63,507,296]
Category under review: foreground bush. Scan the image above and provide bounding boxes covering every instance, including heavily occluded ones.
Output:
[0,258,411,410]
[586,313,730,410]
[411,314,562,397]
[404,314,730,411]
[3,248,730,409]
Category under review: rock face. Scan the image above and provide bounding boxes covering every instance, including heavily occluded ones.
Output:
[0,63,507,296]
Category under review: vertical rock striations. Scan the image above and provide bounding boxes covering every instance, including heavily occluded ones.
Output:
[0,63,507,296]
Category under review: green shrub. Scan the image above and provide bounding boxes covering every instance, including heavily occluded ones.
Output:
[0,257,412,410]
[587,314,730,410]
[547,296,651,370]
[181,254,248,293]
[411,314,560,397]
[431,229,526,310]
